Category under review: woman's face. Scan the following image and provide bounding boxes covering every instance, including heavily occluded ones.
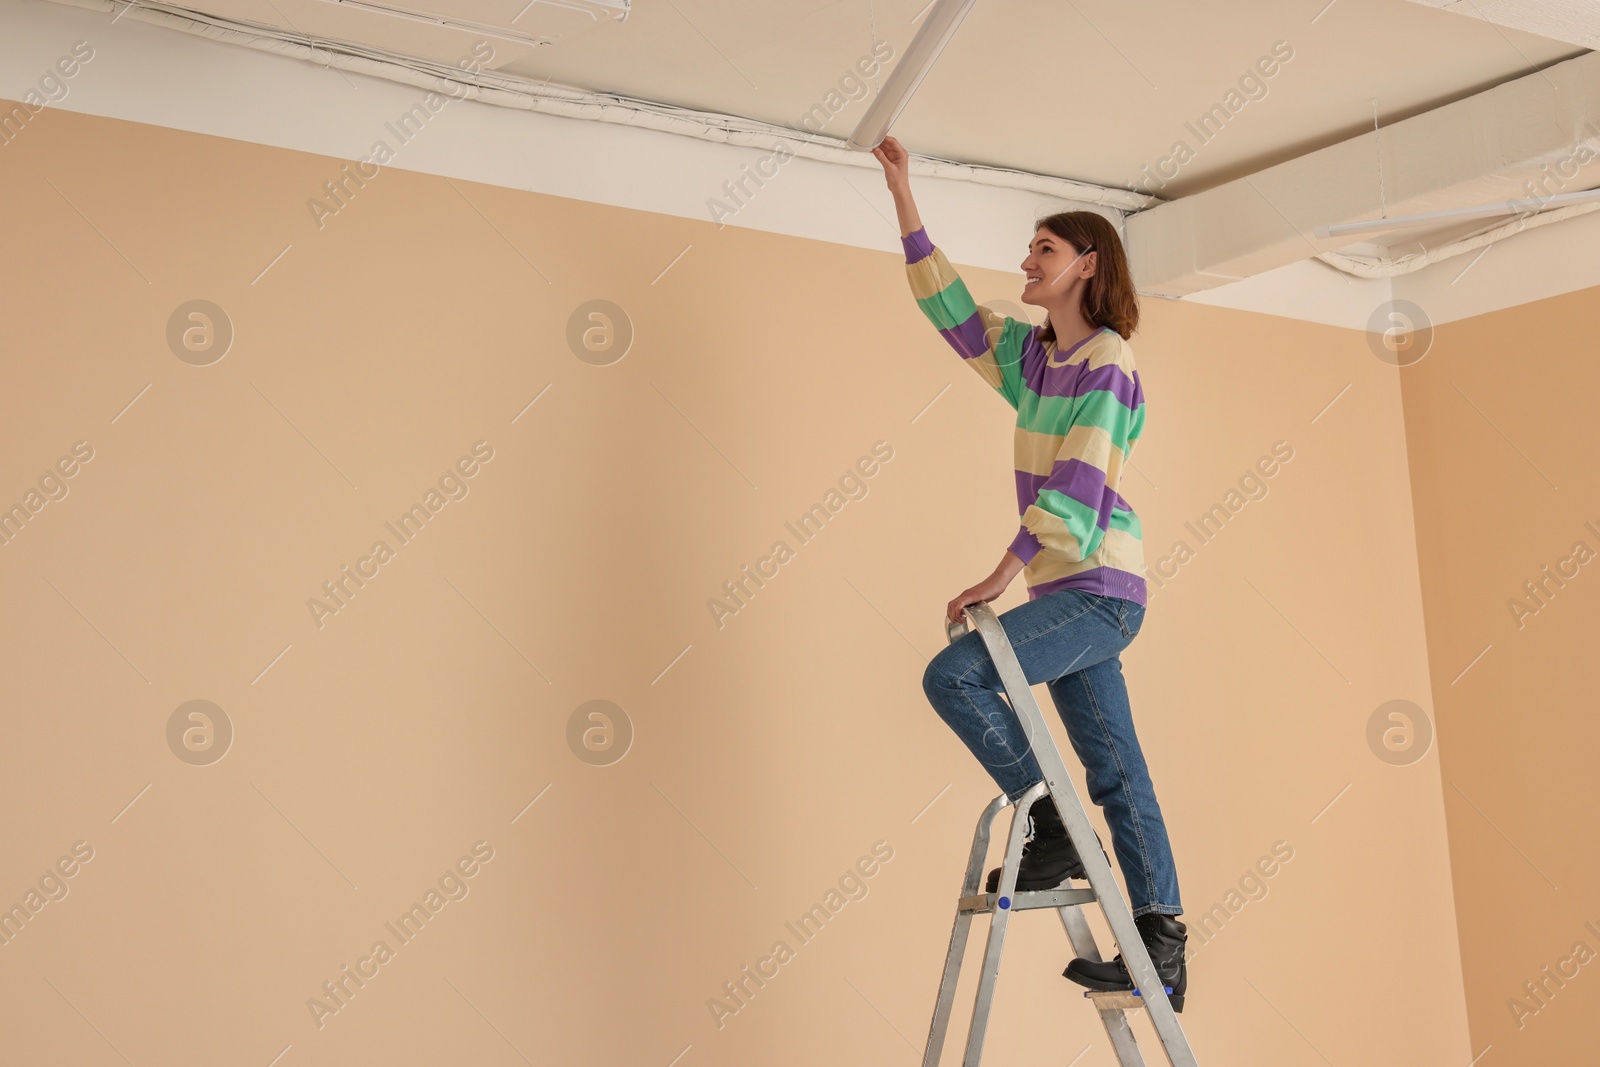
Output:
[1020,226,1096,308]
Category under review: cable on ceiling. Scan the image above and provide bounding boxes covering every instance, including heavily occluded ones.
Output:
[1315,200,1600,278]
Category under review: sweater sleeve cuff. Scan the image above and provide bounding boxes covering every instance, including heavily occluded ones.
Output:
[901,227,934,264]
[1007,524,1042,565]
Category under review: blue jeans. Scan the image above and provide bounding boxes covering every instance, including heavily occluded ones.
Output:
[921,589,1181,918]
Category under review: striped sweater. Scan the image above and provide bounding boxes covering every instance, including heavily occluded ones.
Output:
[903,226,1148,606]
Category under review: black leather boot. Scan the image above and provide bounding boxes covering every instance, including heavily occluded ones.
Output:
[1062,914,1188,1012]
[984,794,1086,893]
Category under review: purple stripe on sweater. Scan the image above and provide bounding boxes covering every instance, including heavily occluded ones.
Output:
[1016,469,1131,512]
[902,227,935,264]
[1007,524,1042,565]
[1017,328,1045,379]
[938,310,1046,382]
[938,311,994,361]
[1034,356,1142,405]
[1077,361,1142,408]
[1014,461,1129,530]
[1027,568,1147,607]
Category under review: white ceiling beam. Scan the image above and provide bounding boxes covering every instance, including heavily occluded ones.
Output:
[1126,49,1600,296]
[1404,0,1600,49]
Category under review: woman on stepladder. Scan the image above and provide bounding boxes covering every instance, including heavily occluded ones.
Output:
[873,135,1187,1010]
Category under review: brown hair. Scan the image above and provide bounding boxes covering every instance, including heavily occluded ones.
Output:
[1033,211,1140,344]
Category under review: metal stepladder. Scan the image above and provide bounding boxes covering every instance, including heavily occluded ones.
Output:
[923,601,1199,1067]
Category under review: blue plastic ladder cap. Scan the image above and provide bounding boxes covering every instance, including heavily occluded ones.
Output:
[997,896,1011,910]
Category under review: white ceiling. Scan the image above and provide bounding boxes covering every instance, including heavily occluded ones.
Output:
[11,0,1600,320]
[1405,0,1600,48]
[149,0,1582,199]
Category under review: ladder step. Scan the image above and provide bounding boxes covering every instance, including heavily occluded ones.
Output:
[1084,987,1174,1011]
[958,887,1097,914]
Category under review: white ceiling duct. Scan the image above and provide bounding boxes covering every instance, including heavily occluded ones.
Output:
[1404,0,1600,48]
[1127,48,1600,294]
[44,0,1155,213]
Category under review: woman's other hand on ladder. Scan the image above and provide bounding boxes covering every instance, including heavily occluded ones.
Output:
[946,551,1026,624]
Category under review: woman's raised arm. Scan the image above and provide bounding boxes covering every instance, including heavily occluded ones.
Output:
[872,135,923,237]
[875,136,1028,409]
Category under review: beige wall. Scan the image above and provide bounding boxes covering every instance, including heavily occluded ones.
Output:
[1402,286,1600,1064]
[0,102,1469,1065]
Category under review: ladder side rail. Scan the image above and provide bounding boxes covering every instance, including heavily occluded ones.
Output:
[922,794,1009,1067]
[960,779,1045,1066]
